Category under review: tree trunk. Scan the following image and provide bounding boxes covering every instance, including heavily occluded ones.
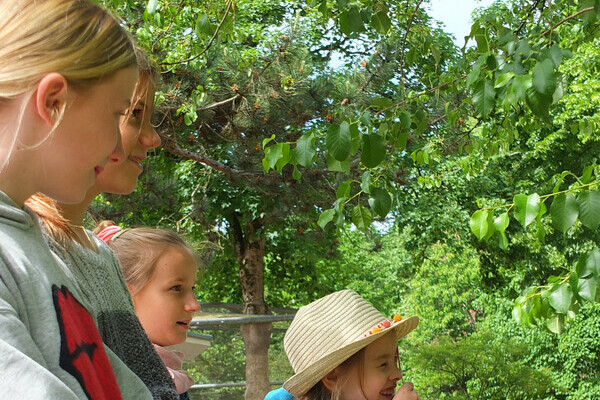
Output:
[230,215,272,400]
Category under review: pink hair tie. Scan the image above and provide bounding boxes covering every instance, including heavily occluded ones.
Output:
[96,225,124,243]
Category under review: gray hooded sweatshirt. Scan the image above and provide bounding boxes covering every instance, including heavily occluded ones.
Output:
[0,191,152,399]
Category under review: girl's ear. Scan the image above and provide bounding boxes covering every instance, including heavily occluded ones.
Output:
[321,367,341,391]
[34,73,68,125]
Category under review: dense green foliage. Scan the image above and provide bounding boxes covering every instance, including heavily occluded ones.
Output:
[91,0,600,398]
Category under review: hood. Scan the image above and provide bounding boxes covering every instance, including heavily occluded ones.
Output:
[0,190,36,230]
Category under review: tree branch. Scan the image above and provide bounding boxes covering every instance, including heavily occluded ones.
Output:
[399,0,425,84]
[514,0,544,35]
[151,0,185,52]
[160,133,294,183]
[198,94,241,111]
[541,6,594,36]
[161,0,233,66]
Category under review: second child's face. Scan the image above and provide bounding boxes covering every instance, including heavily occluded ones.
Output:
[340,332,402,400]
[132,246,200,347]
[93,78,161,195]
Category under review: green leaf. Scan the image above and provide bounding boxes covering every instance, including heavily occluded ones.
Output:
[533,58,556,96]
[326,153,350,173]
[545,313,565,334]
[470,209,490,241]
[349,123,361,155]
[578,190,600,230]
[146,0,158,14]
[525,87,552,119]
[493,212,510,232]
[275,143,290,173]
[340,7,365,35]
[352,204,372,232]
[318,209,336,229]
[581,165,594,184]
[337,180,352,199]
[551,194,579,234]
[512,296,529,325]
[575,248,600,279]
[292,165,301,180]
[498,232,509,250]
[510,74,532,102]
[262,134,276,148]
[513,193,541,228]
[466,69,480,88]
[431,44,441,66]
[549,44,564,67]
[195,14,215,36]
[294,133,316,167]
[370,97,393,110]
[327,122,351,161]
[368,187,392,218]
[548,284,573,314]
[318,0,329,19]
[399,112,411,132]
[371,12,391,34]
[578,276,598,302]
[494,72,515,88]
[265,143,283,170]
[474,30,489,53]
[473,80,496,118]
[361,172,371,194]
[361,133,386,168]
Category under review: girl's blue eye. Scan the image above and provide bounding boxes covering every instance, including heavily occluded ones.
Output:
[170,285,182,292]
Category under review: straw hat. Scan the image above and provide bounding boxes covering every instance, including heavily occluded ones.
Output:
[283,290,419,397]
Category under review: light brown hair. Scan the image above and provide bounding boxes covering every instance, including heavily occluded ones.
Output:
[100,226,196,295]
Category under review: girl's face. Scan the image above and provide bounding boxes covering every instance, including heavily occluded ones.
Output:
[131,246,200,347]
[21,67,137,205]
[93,78,161,195]
[340,332,402,400]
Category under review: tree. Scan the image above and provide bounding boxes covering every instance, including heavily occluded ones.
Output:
[95,0,600,397]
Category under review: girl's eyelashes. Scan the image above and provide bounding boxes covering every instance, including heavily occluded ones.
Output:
[131,108,143,119]
[169,285,182,292]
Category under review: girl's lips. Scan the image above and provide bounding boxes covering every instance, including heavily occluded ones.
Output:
[94,166,104,176]
[176,321,191,329]
[128,155,145,169]
[380,386,396,398]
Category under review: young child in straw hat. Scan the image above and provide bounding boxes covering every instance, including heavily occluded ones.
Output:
[279,289,421,400]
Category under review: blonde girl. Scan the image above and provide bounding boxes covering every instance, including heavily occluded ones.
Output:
[27,49,179,399]
[281,290,421,400]
[98,225,201,399]
[0,0,150,398]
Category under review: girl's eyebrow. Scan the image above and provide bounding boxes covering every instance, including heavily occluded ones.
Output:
[373,353,395,361]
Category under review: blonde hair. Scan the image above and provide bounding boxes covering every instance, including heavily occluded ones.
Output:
[0,0,138,172]
[300,350,365,400]
[25,49,159,250]
[99,226,196,295]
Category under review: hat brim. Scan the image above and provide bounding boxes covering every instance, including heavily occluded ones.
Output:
[283,315,419,397]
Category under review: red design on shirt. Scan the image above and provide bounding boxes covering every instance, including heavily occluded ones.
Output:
[52,285,123,400]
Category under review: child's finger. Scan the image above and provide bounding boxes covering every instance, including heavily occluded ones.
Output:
[393,382,419,400]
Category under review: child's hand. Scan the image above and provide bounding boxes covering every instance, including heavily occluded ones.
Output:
[393,382,420,400]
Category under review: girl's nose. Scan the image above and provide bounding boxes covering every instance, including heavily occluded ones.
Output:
[139,123,161,149]
[391,364,402,382]
[109,130,125,164]
[186,294,200,313]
